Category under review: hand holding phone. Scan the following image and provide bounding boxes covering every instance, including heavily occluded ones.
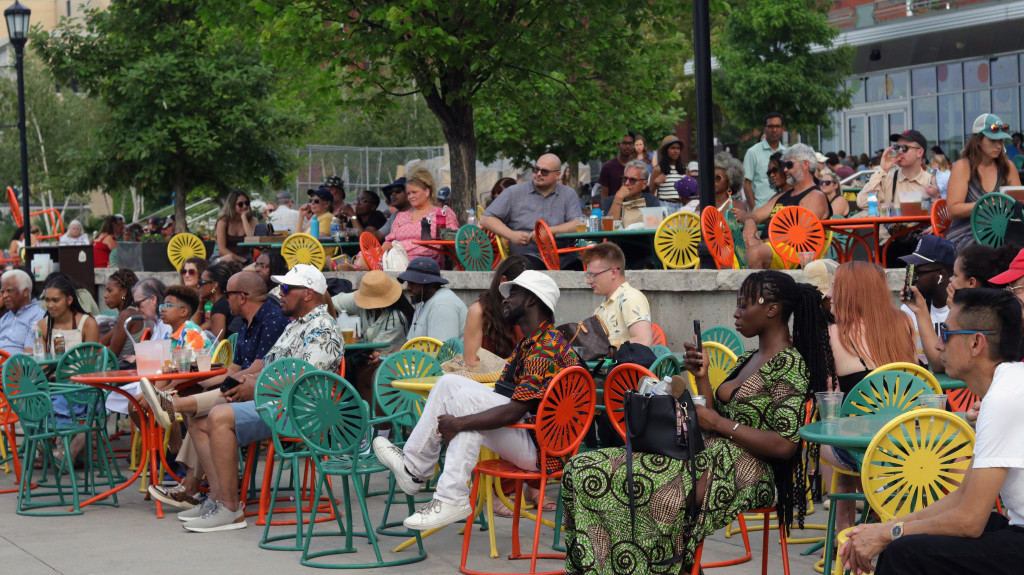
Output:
[220,376,242,394]
[901,264,917,301]
[694,320,704,348]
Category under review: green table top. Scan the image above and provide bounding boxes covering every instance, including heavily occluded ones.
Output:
[30,353,62,366]
[344,341,391,352]
[560,229,657,240]
[934,373,966,391]
[799,411,967,450]
[237,240,359,248]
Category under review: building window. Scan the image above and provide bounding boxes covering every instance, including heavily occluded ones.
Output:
[913,97,938,147]
[866,75,886,102]
[912,67,937,96]
[939,93,964,161]
[937,63,963,93]
[887,71,908,100]
[848,78,865,104]
[964,91,991,133]
[992,55,1018,87]
[964,60,990,90]
[993,87,1018,131]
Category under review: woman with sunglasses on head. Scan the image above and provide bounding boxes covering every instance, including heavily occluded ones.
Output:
[193,261,241,341]
[214,188,258,265]
[100,269,142,362]
[946,113,1022,251]
[178,256,208,290]
[818,169,850,217]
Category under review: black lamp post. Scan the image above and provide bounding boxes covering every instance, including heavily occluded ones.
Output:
[5,0,30,248]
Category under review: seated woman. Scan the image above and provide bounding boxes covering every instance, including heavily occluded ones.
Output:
[818,169,850,217]
[383,167,459,266]
[213,188,257,265]
[178,256,208,290]
[342,190,389,239]
[100,269,142,365]
[562,271,834,573]
[193,261,242,340]
[93,216,121,268]
[253,249,288,301]
[463,255,527,367]
[59,219,91,246]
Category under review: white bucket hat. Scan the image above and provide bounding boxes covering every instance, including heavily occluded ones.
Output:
[499,270,559,314]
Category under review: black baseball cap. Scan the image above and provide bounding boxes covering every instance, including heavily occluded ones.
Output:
[889,129,927,151]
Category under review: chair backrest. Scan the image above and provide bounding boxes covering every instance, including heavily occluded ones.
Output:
[7,186,23,227]
[372,350,442,430]
[861,409,974,522]
[700,205,735,270]
[400,336,443,355]
[651,322,667,347]
[282,232,326,270]
[1,354,51,424]
[337,356,346,378]
[654,211,701,269]
[702,326,744,357]
[54,343,118,384]
[687,341,738,395]
[604,363,657,441]
[841,370,933,418]
[947,386,979,412]
[866,362,942,395]
[167,233,207,271]
[228,332,238,349]
[930,198,950,237]
[533,220,561,271]
[533,366,596,461]
[286,370,368,458]
[437,337,463,364]
[971,192,1016,247]
[213,338,233,366]
[360,231,384,271]
[650,344,672,358]
[649,354,681,380]
[140,328,152,342]
[767,205,826,266]
[254,357,317,435]
[454,225,494,271]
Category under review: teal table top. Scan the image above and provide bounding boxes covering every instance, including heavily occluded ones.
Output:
[560,229,657,240]
[344,341,391,353]
[934,373,966,391]
[800,411,967,450]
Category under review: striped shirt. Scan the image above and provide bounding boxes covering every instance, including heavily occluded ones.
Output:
[657,165,685,201]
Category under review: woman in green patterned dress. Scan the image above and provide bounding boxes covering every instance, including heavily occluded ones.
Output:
[562,271,835,574]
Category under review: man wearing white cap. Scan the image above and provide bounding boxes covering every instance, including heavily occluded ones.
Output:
[687,160,699,179]
[179,264,343,532]
[374,270,581,531]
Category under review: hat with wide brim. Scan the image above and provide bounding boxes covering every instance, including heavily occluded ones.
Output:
[499,270,559,315]
[441,347,508,383]
[397,257,448,285]
[352,270,403,309]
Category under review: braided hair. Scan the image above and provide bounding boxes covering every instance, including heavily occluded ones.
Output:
[739,271,836,533]
[41,273,89,353]
[108,269,139,311]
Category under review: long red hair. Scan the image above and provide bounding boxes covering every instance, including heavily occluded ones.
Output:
[831,261,916,366]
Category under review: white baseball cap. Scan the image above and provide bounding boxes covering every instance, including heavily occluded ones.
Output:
[499,270,559,314]
[271,263,327,295]
[687,161,699,174]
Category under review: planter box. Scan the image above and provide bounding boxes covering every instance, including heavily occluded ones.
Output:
[117,241,175,272]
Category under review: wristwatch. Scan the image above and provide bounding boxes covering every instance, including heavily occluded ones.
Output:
[890,521,905,541]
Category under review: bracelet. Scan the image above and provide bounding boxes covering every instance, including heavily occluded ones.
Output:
[729,422,740,439]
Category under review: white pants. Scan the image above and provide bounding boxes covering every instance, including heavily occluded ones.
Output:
[105,381,141,414]
[402,374,538,505]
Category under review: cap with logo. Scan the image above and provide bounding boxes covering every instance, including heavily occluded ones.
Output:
[271,263,328,295]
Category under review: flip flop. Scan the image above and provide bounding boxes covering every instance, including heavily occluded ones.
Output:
[533,497,558,512]
[492,498,515,518]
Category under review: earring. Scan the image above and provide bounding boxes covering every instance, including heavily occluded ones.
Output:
[758,297,765,304]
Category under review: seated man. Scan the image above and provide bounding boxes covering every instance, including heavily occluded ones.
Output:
[373,271,580,530]
[0,269,45,354]
[579,242,652,348]
[140,271,289,508]
[399,257,468,342]
[161,264,342,532]
[840,288,1024,575]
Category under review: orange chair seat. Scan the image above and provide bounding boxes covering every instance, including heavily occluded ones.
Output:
[473,458,564,480]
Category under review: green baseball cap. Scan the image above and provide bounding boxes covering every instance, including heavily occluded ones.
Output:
[972,113,1012,141]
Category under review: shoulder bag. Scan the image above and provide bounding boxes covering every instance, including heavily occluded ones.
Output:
[556,316,613,362]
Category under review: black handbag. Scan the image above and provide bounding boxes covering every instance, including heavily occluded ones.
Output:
[623,388,705,566]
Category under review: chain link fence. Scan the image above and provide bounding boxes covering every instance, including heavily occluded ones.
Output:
[295,145,447,197]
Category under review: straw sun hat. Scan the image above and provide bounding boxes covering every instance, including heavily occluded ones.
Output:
[442,347,508,383]
[352,270,403,309]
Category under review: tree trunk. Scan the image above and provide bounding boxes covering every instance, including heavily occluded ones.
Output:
[566,162,580,191]
[422,87,476,220]
[173,170,188,233]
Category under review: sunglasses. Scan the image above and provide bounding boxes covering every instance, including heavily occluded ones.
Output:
[893,144,921,153]
[937,322,996,343]
[159,302,186,313]
[280,284,308,296]
[621,176,643,185]
[198,279,215,286]
[180,268,197,276]
[224,290,249,297]
[988,123,1012,133]
[821,180,837,186]
[236,201,250,208]
[767,168,780,176]
[783,160,798,169]
[532,166,558,176]
[310,199,321,204]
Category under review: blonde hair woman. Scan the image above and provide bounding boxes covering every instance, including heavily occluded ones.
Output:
[382,167,459,265]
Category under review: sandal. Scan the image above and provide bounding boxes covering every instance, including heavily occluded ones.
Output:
[492,497,515,518]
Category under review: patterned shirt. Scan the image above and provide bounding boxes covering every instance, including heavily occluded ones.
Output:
[593,282,652,348]
[0,300,45,353]
[169,320,210,351]
[234,299,290,369]
[263,304,343,372]
[499,321,582,473]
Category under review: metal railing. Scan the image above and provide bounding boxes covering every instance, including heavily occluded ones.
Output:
[294,145,446,196]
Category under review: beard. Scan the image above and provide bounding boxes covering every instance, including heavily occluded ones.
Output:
[502,303,525,325]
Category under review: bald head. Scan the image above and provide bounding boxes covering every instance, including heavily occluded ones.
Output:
[232,271,267,300]
[537,153,561,171]
[532,153,563,193]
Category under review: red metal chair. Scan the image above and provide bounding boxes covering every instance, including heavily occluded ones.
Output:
[768,206,826,267]
[651,322,667,347]
[0,350,23,493]
[701,206,736,269]
[460,365,596,575]
[360,231,384,271]
[7,186,64,241]
[533,220,593,271]
[931,198,950,237]
[603,363,656,441]
[691,508,791,575]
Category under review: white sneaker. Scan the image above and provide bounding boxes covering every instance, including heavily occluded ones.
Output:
[403,497,472,530]
[139,377,176,429]
[182,501,246,532]
[177,497,215,522]
[372,437,423,496]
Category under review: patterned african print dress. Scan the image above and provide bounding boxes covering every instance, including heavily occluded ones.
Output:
[562,347,809,574]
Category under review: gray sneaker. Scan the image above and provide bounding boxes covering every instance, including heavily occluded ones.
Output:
[182,501,246,532]
[177,496,214,522]
[139,377,176,429]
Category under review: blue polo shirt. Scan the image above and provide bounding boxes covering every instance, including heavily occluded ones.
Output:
[0,301,45,354]
[233,299,289,369]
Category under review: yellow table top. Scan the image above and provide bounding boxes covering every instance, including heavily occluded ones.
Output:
[389,376,495,395]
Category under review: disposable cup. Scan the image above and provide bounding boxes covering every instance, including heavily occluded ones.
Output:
[173,348,192,373]
[815,391,844,420]
[917,394,947,410]
[195,348,213,372]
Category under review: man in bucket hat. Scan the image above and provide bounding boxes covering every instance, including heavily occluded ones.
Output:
[398,257,467,342]
[374,270,581,530]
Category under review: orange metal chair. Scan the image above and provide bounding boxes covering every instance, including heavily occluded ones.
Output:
[651,322,667,347]
[931,198,950,237]
[460,365,596,575]
[603,363,657,441]
[7,186,64,241]
[691,508,791,575]
[768,206,826,267]
[360,231,384,271]
[0,350,23,490]
[534,220,593,270]
[701,206,736,269]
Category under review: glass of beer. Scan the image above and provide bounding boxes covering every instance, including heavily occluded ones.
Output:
[576,217,588,233]
[342,328,357,345]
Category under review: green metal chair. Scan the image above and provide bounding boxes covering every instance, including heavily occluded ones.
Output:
[52,343,119,425]
[650,344,673,358]
[971,191,1016,247]
[437,337,463,364]
[228,331,238,349]
[455,224,494,271]
[649,354,681,380]
[702,326,744,357]
[286,370,427,568]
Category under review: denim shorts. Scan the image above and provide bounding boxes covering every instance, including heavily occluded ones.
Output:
[832,446,861,473]
[230,401,272,446]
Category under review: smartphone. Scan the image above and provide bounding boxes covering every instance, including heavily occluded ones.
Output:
[901,264,917,301]
[220,376,242,394]
[694,320,703,348]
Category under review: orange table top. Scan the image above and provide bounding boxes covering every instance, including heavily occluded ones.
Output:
[70,368,227,385]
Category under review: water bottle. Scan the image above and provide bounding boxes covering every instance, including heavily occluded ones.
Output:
[33,330,46,360]
[310,214,320,238]
[330,224,340,242]
[589,205,603,232]
[867,191,878,217]
[466,209,477,227]
[420,216,432,241]
[435,207,448,239]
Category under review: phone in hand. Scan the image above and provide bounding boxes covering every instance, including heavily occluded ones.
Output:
[694,320,703,348]
[220,376,242,394]
[901,264,917,301]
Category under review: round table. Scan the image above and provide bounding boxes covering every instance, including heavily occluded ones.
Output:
[389,376,495,397]
[344,341,391,353]
[935,373,965,391]
[69,367,226,518]
[799,411,968,450]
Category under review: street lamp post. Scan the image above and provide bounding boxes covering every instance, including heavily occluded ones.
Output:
[5,1,31,249]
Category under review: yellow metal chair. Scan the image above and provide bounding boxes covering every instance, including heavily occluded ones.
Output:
[654,211,701,269]
[400,337,443,356]
[833,409,975,574]
[213,339,233,367]
[688,341,738,394]
[167,233,206,271]
[281,232,326,270]
[867,362,942,395]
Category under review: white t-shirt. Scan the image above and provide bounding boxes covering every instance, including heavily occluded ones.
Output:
[901,303,948,364]
[268,205,300,234]
[973,362,1024,526]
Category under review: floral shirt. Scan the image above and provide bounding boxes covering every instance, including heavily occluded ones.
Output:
[384,206,459,265]
[593,281,651,348]
[499,321,581,473]
[263,304,343,372]
[169,320,210,351]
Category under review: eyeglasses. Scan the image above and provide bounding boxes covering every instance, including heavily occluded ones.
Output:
[767,168,780,176]
[198,279,215,287]
[988,123,1012,133]
[584,267,616,281]
[280,284,308,296]
[236,201,250,208]
[938,322,996,343]
[159,302,187,313]
[531,166,559,177]
[1005,284,1024,293]
[894,144,922,153]
[224,290,249,297]
[821,180,837,186]
[621,176,643,185]
[180,268,197,276]
[310,199,321,204]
